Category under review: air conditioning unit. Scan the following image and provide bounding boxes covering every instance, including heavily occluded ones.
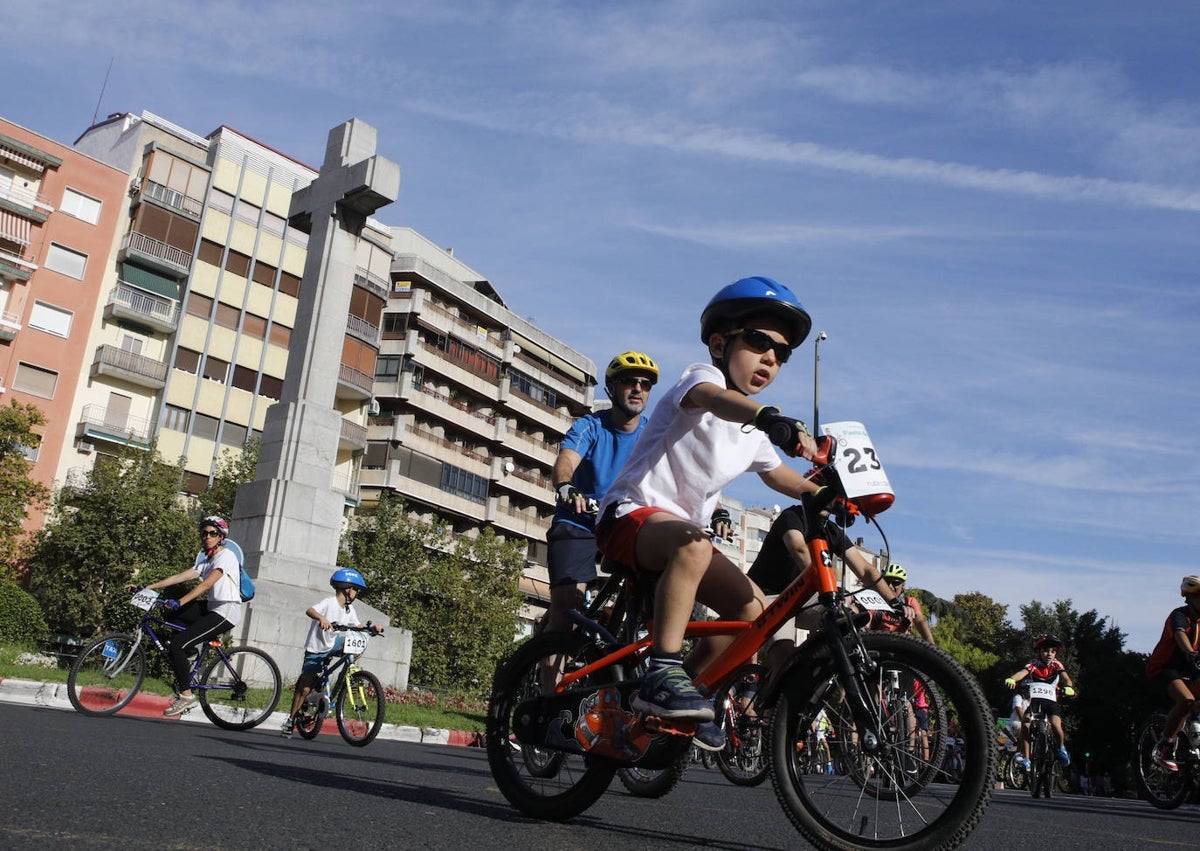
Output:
[77,440,95,454]
[367,398,381,416]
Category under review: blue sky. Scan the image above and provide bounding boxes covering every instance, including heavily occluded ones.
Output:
[7,1,1198,653]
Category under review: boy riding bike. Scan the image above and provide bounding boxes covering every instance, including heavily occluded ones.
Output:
[1145,575,1200,771]
[1005,633,1076,770]
[596,275,825,750]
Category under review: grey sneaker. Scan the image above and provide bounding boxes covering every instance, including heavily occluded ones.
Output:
[632,665,715,721]
[692,720,725,752]
[163,694,198,717]
[281,717,295,738]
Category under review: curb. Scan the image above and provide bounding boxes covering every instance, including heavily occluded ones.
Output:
[0,676,483,746]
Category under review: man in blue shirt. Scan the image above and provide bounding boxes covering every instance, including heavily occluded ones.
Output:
[545,351,658,632]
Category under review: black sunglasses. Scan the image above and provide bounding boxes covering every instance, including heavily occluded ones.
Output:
[885,578,905,587]
[617,377,654,391]
[727,328,792,364]
[201,529,223,538]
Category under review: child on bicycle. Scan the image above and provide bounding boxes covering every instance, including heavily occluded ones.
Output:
[596,276,824,750]
[1005,633,1077,770]
[281,568,383,738]
[140,515,243,717]
[1145,575,1200,771]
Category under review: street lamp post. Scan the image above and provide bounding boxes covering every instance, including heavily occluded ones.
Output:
[813,331,827,434]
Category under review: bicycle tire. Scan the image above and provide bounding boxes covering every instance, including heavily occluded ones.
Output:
[198,646,282,730]
[66,633,146,717]
[769,632,994,851]
[487,631,616,820]
[1134,712,1192,810]
[617,752,689,798]
[1030,725,1052,799]
[715,664,770,787]
[335,668,386,746]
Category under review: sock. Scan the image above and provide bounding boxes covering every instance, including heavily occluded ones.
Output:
[648,653,683,672]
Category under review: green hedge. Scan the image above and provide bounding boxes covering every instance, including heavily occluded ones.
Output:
[0,583,49,644]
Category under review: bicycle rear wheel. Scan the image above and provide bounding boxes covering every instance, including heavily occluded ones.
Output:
[617,753,689,798]
[770,632,994,851]
[716,664,770,787]
[67,633,146,716]
[1135,712,1192,809]
[335,668,386,746]
[487,631,616,820]
[295,705,323,740]
[198,646,282,730]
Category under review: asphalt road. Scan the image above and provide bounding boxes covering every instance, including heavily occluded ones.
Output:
[2,703,1197,850]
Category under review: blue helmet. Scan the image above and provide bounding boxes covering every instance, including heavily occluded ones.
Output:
[700,276,812,349]
[330,567,367,593]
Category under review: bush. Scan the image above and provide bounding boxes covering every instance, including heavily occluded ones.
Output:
[0,582,49,644]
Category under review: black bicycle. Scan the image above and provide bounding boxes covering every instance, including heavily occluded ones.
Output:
[293,624,387,747]
[1134,710,1200,809]
[67,589,282,730]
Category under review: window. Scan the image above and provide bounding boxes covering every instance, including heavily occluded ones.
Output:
[186,291,213,318]
[251,260,276,287]
[207,188,234,214]
[19,442,40,462]
[175,348,201,374]
[375,355,402,379]
[60,188,102,225]
[262,210,286,237]
[202,355,229,384]
[441,464,488,504]
[242,313,266,339]
[234,198,260,225]
[192,413,219,441]
[278,271,301,297]
[29,302,73,337]
[220,421,248,447]
[268,323,291,348]
[382,313,406,337]
[232,364,258,393]
[13,362,58,398]
[198,239,223,267]
[45,243,87,279]
[215,302,240,330]
[225,249,250,278]
[259,373,283,400]
[162,404,190,431]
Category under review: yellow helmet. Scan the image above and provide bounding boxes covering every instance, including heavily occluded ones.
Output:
[605,351,658,385]
[882,564,907,583]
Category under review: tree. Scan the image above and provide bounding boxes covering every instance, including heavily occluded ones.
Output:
[0,401,51,578]
[341,493,525,692]
[27,448,195,637]
[196,437,260,521]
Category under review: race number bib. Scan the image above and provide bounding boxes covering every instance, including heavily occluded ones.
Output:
[342,631,369,656]
[130,588,159,611]
[1028,681,1057,701]
[855,589,893,612]
[819,421,894,514]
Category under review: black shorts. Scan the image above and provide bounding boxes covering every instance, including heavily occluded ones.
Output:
[1028,697,1061,719]
[547,521,599,587]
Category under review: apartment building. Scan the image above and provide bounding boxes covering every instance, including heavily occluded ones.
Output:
[0,119,130,533]
[67,111,378,507]
[363,227,595,620]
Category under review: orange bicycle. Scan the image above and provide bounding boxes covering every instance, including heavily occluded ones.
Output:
[487,441,995,850]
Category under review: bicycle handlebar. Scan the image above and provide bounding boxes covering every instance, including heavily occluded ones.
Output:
[329,621,385,636]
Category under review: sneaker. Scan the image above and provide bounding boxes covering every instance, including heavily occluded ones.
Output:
[692,720,725,752]
[1153,741,1180,772]
[163,694,198,717]
[1057,746,1070,767]
[280,717,295,738]
[1014,755,1031,771]
[632,665,715,721]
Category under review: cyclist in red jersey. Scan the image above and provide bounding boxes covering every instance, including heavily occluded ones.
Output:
[1005,633,1076,770]
[868,563,936,644]
[1145,575,1200,771]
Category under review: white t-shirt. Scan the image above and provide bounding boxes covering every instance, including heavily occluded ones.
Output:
[304,596,362,654]
[598,362,782,526]
[191,546,243,626]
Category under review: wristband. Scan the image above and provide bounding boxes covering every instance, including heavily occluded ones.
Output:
[752,405,781,431]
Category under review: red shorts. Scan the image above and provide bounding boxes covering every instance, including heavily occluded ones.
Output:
[596,506,670,571]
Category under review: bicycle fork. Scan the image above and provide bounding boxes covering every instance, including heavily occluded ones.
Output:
[820,605,884,753]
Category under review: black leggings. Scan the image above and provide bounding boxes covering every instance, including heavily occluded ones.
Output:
[167,600,232,691]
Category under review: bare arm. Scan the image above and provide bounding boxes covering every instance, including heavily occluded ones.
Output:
[306,606,332,631]
[145,568,200,592]
[176,568,222,608]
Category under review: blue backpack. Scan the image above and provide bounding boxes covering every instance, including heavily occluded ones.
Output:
[196,539,254,602]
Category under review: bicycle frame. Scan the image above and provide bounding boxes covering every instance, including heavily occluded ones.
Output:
[129,606,239,693]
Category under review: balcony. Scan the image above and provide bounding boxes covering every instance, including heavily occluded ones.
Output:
[406,383,499,442]
[119,231,192,275]
[76,404,153,448]
[338,418,368,452]
[354,269,389,301]
[91,344,168,390]
[104,283,180,334]
[358,464,488,521]
[336,364,374,400]
[136,179,203,219]
[0,310,20,341]
[487,499,550,540]
[346,313,381,346]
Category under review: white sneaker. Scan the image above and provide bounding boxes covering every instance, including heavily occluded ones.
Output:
[163,694,198,716]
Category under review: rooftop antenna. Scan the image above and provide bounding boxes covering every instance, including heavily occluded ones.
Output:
[91,57,114,127]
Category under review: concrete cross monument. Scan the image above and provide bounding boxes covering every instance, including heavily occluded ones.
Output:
[231,119,410,688]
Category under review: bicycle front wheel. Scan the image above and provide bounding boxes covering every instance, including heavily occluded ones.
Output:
[487,631,616,820]
[770,632,994,851]
[1134,712,1191,810]
[67,633,146,716]
[1030,729,1052,798]
[198,647,282,730]
[335,668,386,746]
[716,664,770,787]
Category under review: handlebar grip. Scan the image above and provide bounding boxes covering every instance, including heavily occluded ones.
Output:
[812,434,836,466]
